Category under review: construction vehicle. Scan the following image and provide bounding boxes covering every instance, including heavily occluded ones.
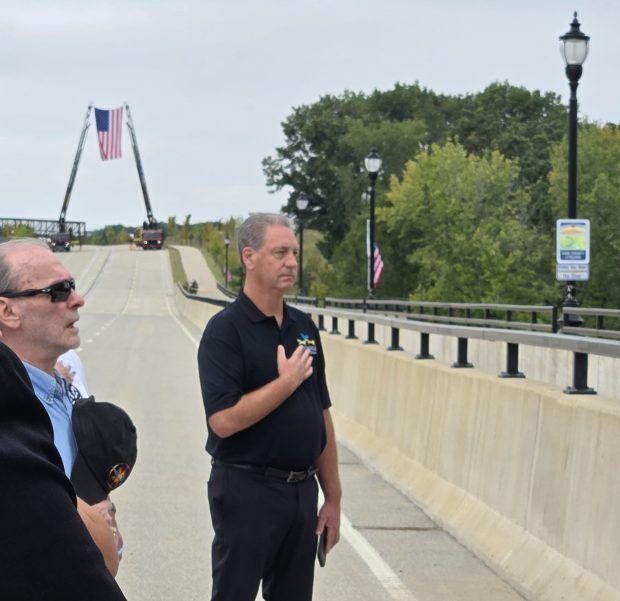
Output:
[125,103,165,250]
[50,104,92,251]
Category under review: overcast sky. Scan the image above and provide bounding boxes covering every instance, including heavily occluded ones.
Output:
[1,1,618,230]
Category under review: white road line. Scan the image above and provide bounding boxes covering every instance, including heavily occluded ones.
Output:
[340,513,420,601]
[165,296,420,601]
[165,297,201,349]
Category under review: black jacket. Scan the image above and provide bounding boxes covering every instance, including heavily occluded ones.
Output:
[0,342,127,600]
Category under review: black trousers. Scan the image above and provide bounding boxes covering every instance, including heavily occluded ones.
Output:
[208,463,319,601]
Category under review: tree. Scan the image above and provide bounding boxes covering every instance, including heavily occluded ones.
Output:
[181,214,192,245]
[264,82,565,264]
[379,142,555,303]
[167,216,177,238]
[548,124,620,307]
[12,224,35,238]
[453,82,566,229]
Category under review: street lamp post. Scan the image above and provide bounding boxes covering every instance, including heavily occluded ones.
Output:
[364,149,382,298]
[224,236,230,289]
[295,195,309,296]
[560,12,589,326]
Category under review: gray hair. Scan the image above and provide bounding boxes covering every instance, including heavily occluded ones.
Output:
[0,238,50,292]
[237,213,292,259]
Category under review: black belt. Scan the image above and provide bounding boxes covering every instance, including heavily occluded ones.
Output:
[211,458,318,483]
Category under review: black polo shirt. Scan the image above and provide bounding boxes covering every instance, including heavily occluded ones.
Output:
[198,291,331,471]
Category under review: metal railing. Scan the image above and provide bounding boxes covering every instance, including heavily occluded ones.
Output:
[562,307,620,340]
[308,305,620,395]
[325,298,558,333]
[178,282,230,308]
[179,287,620,395]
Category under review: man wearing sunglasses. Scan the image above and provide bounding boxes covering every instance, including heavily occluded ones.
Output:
[0,238,121,576]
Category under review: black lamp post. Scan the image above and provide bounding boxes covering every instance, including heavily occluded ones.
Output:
[295,195,309,296]
[560,12,589,326]
[224,236,230,289]
[364,149,382,297]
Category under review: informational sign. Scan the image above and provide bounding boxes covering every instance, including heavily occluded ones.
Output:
[556,219,590,281]
[556,219,590,264]
[556,263,590,281]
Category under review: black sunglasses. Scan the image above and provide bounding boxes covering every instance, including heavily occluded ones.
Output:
[0,278,76,303]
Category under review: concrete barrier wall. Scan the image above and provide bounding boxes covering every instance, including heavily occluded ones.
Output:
[177,292,620,600]
[174,288,222,332]
[322,333,620,601]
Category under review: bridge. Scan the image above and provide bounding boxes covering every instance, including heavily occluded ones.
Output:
[0,216,87,238]
[57,245,619,601]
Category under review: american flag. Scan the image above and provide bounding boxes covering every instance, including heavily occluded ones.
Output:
[373,244,384,288]
[94,107,123,160]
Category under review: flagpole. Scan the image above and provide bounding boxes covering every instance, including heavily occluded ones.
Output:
[366,219,371,294]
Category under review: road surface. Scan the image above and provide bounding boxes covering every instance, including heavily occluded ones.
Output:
[56,245,524,601]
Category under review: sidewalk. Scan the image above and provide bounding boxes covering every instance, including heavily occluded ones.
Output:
[170,245,229,300]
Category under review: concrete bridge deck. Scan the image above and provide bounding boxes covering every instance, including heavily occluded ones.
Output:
[57,245,619,600]
[56,245,529,600]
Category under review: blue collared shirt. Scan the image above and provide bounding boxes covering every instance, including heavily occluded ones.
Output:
[24,362,78,477]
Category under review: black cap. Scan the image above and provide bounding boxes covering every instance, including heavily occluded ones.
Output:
[71,396,137,504]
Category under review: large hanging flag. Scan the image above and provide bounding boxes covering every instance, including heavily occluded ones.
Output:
[94,107,123,160]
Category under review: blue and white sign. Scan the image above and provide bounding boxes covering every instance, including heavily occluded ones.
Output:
[556,219,590,264]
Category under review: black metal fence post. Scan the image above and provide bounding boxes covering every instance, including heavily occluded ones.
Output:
[452,337,473,368]
[364,322,378,345]
[564,352,596,394]
[387,327,403,351]
[416,332,434,360]
[499,342,525,378]
[346,319,357,339]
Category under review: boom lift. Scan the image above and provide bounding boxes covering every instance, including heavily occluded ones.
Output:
[125,103,165,250]
[49,104,92,251]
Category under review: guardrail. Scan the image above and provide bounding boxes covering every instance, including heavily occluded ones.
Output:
[178,282,231,308]
[179,285,620,395]
[326,298,558,333]
[562,307,620,339]
[311,306,620,395]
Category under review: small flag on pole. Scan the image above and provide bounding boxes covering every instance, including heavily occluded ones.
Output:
[373,244,384,288]
[94,107,123,160]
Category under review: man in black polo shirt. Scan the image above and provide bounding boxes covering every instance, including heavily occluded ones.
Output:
[198,213,341,601]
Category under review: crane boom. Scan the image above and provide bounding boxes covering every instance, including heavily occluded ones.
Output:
[125,103,165,250]
[59,103,92,231]
[125,102,157,227]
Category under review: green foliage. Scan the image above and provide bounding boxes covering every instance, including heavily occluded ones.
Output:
[455,82,566,229]
[548,125,620,307]
[86,225,133,245]
[296,228,329,296]
[380,142,555,303]
[168,246,188,284]
[264,81,565,263]
[323,215,368,297]
[167,216,177,237]
[181,214,192,245]
[11,224,35,238]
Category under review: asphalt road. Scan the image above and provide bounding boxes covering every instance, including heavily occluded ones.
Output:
[57,245,524,601]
